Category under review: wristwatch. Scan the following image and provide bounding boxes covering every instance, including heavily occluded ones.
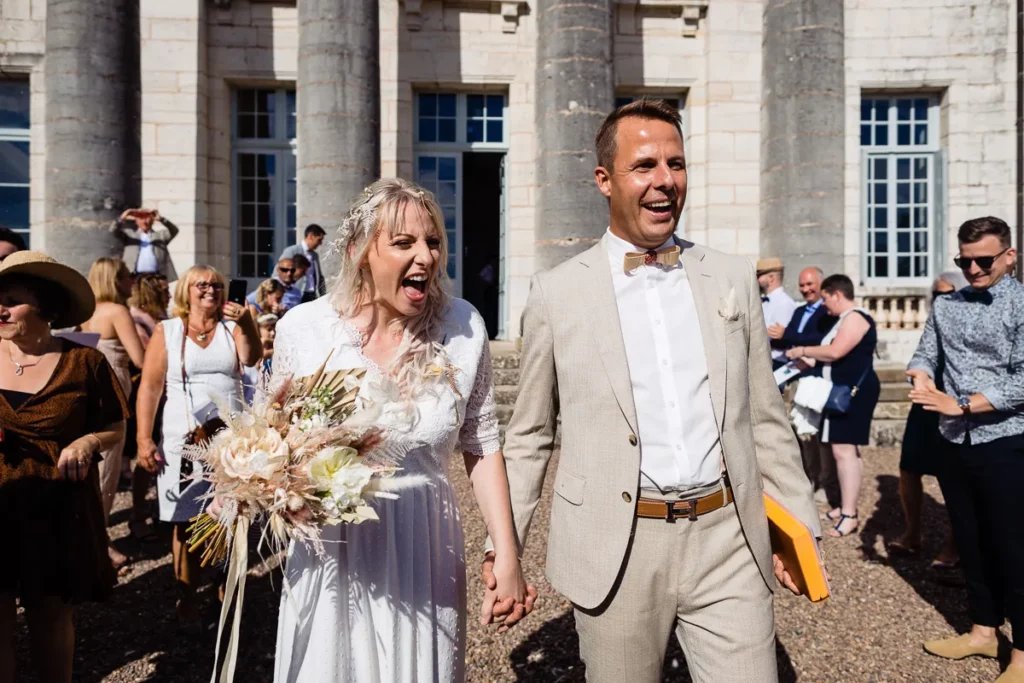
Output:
[957,396,972,415]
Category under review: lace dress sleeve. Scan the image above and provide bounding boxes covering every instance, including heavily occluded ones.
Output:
[458,339,501,457]
[268,317,298,394]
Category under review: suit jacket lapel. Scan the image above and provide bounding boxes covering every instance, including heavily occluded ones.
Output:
[580,245,639,434]
[681,243,727,426]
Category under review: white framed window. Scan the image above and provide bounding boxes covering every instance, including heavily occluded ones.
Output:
[615,93,689,237]
[231,88,296,285]
[860,95,943,284]
[413,92,509,294]
[0,80,30,248]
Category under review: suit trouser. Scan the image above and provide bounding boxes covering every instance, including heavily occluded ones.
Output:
[573,500,777,683]
[937,434,1024,645]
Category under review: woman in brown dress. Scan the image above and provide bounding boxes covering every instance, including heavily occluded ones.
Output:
[0,252,130,683]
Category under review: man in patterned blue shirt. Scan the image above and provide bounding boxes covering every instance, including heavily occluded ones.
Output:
[908,216,1024,682]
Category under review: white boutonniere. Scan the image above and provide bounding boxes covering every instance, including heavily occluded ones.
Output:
[718,287,741,322]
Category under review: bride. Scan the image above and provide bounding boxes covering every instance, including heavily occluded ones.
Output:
[272,179,534,682]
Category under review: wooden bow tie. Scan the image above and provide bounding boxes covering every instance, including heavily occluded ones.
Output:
[623,245,681,273]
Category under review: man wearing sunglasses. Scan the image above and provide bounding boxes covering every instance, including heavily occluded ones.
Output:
[907,216,1024,683]
[246,257,303,314]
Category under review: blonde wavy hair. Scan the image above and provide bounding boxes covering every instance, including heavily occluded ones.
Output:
[255,278,286,312]
[329,178,452,394]
[88,256,131,305]
[128,273,167,321]
[172,265,226,320]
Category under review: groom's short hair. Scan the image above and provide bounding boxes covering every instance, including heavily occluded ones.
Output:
[595,99,683,171]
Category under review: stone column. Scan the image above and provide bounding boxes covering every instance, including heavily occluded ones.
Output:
[761,0,845,283]
[43,0,138,274]
[534,0,614,272]
[297,0,380,277]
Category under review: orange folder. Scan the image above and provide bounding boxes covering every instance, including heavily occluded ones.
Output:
[764,493,831,602]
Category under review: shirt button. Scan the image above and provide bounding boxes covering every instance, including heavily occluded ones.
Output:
[628,434,638,446]
[622,492,632,503]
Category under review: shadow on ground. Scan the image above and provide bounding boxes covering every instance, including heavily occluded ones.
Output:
[859,474,970,634]
[508,610,798,682]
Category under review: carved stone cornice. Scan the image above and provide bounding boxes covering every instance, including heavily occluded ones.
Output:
[402,0,529,34]
[614,0,709,38]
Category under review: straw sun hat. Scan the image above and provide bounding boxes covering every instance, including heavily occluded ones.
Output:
[0,251,96,328]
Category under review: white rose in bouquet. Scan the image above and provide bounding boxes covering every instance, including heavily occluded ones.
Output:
[219,423,290,482]
[308,446,374,514]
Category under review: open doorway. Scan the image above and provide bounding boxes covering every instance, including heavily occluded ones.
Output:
[461,152,503,339]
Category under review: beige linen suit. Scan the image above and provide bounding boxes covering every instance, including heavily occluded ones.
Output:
[503,239,820,682]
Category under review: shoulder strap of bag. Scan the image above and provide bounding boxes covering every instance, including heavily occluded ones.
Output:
[180,318,197,431]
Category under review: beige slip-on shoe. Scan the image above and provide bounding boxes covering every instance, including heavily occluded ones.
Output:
[994,665,1024,683]
[923,633,1000,660]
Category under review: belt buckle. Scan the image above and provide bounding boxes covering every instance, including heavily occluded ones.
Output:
[665,499,700,523]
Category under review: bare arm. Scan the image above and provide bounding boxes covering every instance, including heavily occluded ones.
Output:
[791,313,869,363]
[229,306,263,367]
[136,322,167,472]
[113,305,147,368]
[58,422,127,481]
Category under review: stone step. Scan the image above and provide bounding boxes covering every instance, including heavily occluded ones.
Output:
[876,366,908,383]
[494,385,519,405]
[873,401,910,420]
[490,352,520,370]
[879,383,911,403]
[493,368,520,386]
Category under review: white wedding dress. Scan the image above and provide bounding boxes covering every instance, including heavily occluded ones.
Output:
[271,297,501,683]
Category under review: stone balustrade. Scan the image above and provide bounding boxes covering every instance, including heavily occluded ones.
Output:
[855,293,929,330]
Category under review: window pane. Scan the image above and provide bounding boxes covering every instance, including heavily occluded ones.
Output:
[486,95,503,117]
[860,99,872,122]
[874,207,887,228]
[0,81,30,129]
[418,156,437,184]
[914,232,928,251]
[860,125,871,146]
[467,119,484,143]
[875,183,888,204]
[914,206,928,227]
[238,114,255,138]
[874,158,888,179]
[897,99,912,121]
[914,124,927,145]
[616,97,632,109]
[874,100,888,121]
[897,158,910,179]
[914,157,928,178]
[447,258,456,280]
[915,256,928,277]
[0,186,28,229]
[419,118,436,143]
[897,207,910,228]
[237,89,255,113]
[257,178,271,203]
[897,256,910,277]
[897,124,910,146]
[487,120,503,142]
[241,204,255,226]
[241,230,255,252]
[437,181,456,205]
[0,141,29,184]
[258,229,274,252]
[240,253,256,278]
[286,90,297,139]
[257,114,272,139]
[443,206,456,231]
[914,99,928,120]
[897,183,910,204]
[258,255,273,278]
[874,231,888,252]
[240,154,255,176]
[874,256,888,277]
[257,204,272,227]
[876,125,888,146]
[438,157,456,180]
[438,94,456,117]
[897,232,910,252]
[438,118,456,142]
[914,183,927,203]
[419,93,437,117]
[467,95,485,119]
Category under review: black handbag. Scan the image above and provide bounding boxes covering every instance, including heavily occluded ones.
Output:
[823,366,872,415]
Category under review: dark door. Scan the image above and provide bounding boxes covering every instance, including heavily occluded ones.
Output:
[461,152,503,339]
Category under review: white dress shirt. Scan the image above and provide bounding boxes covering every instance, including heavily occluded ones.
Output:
[135,232,158,273]
[761,286,797,362]
[604,230,723,492]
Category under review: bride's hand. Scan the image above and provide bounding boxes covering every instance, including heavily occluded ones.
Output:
[483,555,538,633]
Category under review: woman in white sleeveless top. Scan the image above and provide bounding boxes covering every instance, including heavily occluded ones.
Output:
[272,179,536,683]
[135,265,262,627]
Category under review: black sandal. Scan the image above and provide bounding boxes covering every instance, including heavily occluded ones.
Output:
[828,512,859,537]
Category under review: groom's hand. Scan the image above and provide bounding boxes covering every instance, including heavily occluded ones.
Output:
[772,553,801,595]
[480,553,538,632]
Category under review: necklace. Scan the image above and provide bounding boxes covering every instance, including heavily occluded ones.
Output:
[7,344,42,376]
[188,322,216,342]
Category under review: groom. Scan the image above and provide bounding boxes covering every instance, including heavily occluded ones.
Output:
[490,100,821,681]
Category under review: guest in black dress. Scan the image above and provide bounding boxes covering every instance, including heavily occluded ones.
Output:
[785,274,880,537]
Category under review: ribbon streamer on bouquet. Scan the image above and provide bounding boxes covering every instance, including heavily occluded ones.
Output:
[210,516,249,683]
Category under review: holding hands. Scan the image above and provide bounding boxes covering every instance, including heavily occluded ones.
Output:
[480,552,538,632]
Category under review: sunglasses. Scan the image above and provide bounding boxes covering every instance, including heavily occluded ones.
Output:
[953,248,1009,271]
[278,267,296,274]
[193,281,225,292]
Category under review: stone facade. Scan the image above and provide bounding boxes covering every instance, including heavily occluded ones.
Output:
[1,0,1018,359]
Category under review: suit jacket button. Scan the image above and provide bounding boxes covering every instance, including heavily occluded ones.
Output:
[628,434,638,446]
[622,492,632,503]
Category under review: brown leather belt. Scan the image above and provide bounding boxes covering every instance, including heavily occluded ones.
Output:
[636,486,734,523]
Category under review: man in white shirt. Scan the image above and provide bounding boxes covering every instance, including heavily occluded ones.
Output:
[280,224,327,303]
[109,208,179,280]
[757,257,797,369]
[493,98,819,682]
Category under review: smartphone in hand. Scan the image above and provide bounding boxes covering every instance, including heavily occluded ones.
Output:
[227,279,248,307]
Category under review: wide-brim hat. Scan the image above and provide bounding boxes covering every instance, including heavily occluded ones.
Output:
[756,257,784,275]
[0,251,96,328]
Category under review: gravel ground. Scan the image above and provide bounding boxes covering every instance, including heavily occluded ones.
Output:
[13,447,1010,682]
